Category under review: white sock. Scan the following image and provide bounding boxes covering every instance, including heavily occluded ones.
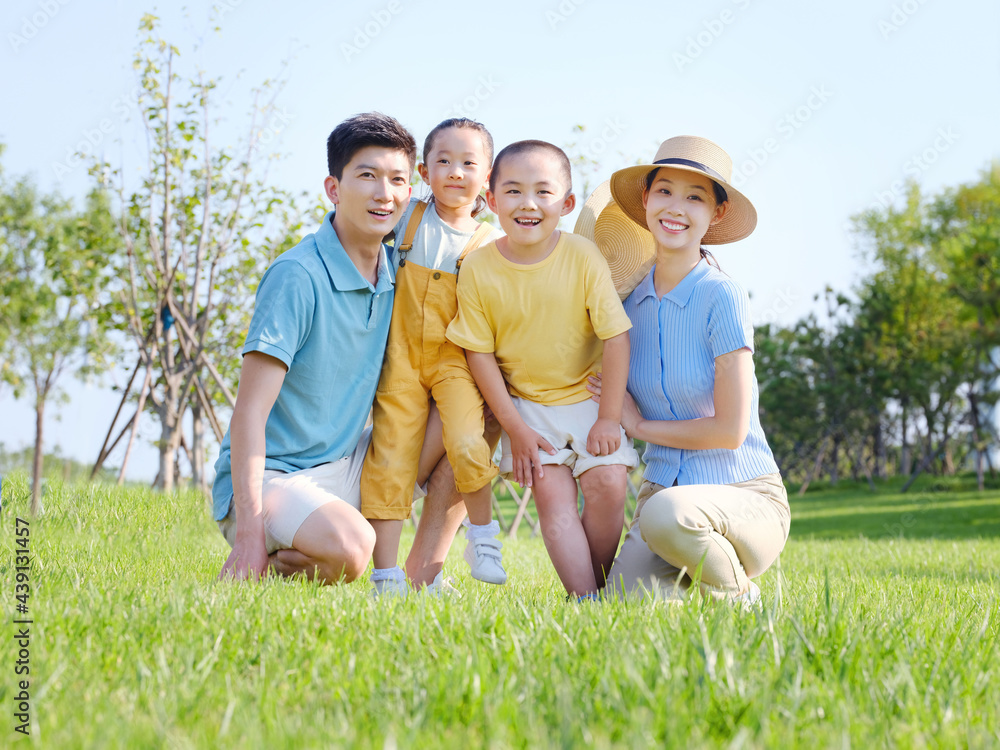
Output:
[370,565,405,582]
[464,519,500,539]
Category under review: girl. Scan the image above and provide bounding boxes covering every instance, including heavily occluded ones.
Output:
[590,136,790,605]
[361,118,506,595]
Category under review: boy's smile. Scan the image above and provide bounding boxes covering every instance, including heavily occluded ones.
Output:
[486,149,575,261]
[325,145,412,240]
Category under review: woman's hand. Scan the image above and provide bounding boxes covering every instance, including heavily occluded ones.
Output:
[620,392,643,439]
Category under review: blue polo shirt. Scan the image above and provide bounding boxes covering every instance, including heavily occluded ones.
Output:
[624,259,778,488]
[212,212,395,521]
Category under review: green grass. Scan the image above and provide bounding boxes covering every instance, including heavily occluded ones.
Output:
[1,472,998,748]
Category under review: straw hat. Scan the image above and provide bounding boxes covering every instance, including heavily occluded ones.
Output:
[574,180,656,300]
[609,136,756,245]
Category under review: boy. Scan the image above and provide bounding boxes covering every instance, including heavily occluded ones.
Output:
[213,112,418,584]
[446,140,639,597]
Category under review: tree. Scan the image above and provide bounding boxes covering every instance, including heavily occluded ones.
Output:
[0,151,119,513]
[931,162,1000,490]
[90,15,306,492]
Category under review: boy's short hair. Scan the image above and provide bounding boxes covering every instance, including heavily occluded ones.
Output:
[489,140,572,194]
[327,112,417,180]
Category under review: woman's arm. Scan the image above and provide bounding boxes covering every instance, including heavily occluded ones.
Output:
[592,348,753,451]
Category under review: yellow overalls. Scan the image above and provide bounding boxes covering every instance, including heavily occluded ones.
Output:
[361,203,498,520]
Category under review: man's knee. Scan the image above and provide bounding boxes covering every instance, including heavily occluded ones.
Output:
[330,522,376,582]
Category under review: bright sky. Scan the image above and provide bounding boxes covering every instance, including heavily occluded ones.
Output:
[1,0,998,480]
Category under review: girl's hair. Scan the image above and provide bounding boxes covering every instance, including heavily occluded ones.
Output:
[644,167,726,271]
[422,118,495,218]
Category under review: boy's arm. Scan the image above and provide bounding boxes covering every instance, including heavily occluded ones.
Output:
[219,351,287,581]
[587,331,629,456]
[466,350,555,487]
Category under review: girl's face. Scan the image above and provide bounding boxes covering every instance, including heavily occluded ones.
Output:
[642,167,728,254]
[418,127,491,212]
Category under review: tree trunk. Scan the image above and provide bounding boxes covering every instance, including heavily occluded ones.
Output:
[900,404,911,477]
[30,397,45,516]
[830,434,841,486]
[873,415,886,480]
[191,400,206,494]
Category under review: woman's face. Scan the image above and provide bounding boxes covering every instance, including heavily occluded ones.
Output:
[642,167,727,253]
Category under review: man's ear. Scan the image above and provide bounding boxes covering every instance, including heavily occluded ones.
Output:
[324,175,340,205]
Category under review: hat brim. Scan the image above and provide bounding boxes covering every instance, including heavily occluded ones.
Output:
[575,180,656,300]
[609,163,757,245]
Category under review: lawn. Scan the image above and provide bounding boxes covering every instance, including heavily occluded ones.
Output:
[0,472,997,748]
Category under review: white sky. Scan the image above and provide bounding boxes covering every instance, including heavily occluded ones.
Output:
[1,0,998,480]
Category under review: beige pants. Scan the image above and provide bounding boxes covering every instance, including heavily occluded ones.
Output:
[606,473,790,601]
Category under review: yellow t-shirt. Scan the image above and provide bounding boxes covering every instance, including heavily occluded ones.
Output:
[446,232,632,405]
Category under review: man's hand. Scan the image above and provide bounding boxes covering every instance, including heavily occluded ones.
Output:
[508,423,556,488]
[218,536,270,581]
[587,417,621,456]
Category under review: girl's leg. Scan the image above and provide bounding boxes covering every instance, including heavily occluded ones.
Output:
[637,483,789,599]
[578,464,627,589]
[532,463,597,596]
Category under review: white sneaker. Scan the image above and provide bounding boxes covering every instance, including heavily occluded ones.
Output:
[464,536,507,585]
[371,577,409,599]
[733,581,761,611]
[421,571,462,599]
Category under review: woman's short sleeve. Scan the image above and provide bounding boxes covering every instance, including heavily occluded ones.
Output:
[706,278,754,358]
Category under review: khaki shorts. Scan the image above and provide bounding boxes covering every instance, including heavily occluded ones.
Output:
[217,428,371,553]
[500,397,639,478]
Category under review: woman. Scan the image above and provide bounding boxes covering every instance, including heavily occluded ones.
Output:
[589,136,789,605]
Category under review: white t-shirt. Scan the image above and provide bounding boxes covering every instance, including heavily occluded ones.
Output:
[390,198,503,273]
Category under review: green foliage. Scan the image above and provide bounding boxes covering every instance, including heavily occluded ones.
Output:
[0,475,997,748]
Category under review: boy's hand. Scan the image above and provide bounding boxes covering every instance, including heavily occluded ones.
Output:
[587,417,622,456]
[508,423,557,488]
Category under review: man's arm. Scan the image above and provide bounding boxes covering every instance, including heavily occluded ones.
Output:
[218,351,287,581]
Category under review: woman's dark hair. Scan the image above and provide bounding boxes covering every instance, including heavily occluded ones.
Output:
[326,112,416,180]
[423,118,494,218]
[644,167,727,270]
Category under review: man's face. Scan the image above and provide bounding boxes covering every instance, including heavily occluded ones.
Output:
[325,146,412,240]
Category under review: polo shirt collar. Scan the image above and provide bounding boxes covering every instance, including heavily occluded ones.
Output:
[315,211,394,293]
[635,258,711,308]
[664,258,711,308]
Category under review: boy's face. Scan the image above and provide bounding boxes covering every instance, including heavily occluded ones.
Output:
[486,149,575,251]
[324,146,412,240]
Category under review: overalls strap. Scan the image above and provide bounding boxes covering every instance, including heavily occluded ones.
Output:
[397,200,429,266]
